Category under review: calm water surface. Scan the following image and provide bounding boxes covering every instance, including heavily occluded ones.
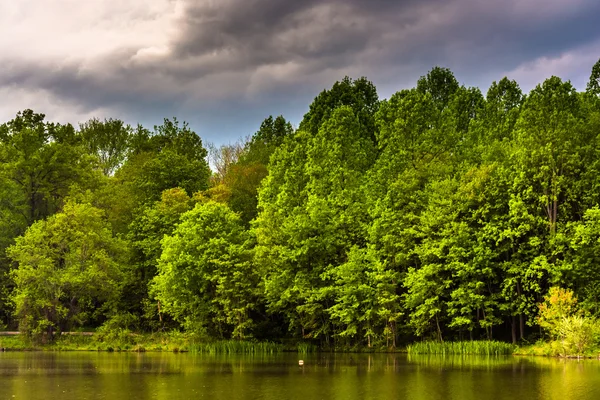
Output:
[0,352,599,399]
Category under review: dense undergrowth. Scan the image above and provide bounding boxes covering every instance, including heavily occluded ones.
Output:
[515,341,600,358]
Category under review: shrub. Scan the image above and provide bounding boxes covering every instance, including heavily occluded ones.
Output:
[538,287,599,356]
[538,287,578,339]
[557,315,597,357]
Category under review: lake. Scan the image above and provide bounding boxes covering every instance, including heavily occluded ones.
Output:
[1,352,599,399]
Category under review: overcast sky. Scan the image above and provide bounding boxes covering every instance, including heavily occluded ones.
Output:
[1,0,599,144]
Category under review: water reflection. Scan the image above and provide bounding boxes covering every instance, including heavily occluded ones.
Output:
[0,352,599,400]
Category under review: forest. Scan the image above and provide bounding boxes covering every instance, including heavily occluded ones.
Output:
[1,59,600,350]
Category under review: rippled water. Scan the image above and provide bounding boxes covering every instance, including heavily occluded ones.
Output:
[0,352,599,399]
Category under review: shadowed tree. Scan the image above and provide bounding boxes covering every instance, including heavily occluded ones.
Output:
[587,58,600,97]
[79,118,132,176]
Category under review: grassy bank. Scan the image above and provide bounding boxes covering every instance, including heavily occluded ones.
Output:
[0,331,191,352]
[4,334,598,358]
[406,340,600,358]
[1,334,512,355]
[0,332,320,354]
[514,341,600,358]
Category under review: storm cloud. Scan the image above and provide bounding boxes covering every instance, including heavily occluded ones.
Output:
[1,0,599,143]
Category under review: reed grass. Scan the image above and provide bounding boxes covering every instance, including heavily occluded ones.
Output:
[189,340,284,354]
[297,341,318,354]
[406,340,515,355]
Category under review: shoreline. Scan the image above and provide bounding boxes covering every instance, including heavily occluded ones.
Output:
[1,335,599,359]
[0,334,600,360]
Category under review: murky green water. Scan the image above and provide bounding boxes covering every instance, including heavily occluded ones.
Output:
[0,352,599,399]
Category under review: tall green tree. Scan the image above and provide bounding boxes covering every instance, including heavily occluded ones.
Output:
[0,176,26,326]
[323,246,400,347]
[587,58,600,97]
[104,118,210,236]
[207,116,293,225]
[566,208,600,315]
[257,106,375,342]
[125,188,194,329]
[513,76,584,234]
[416,66,460,111]
[299,76,379,140]
[118,118,210,204]
[8,201,127,340]
[0,110,99,225]
[253,130,310,335]
[152,202,257,338]
[79,118,132,176]
[482,78,524,143]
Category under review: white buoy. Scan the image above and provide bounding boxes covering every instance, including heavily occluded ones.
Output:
[298,360,304,366]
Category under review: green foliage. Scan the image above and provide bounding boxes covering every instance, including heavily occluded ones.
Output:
[0,110,101,328]
[8,201,127,341]
[538,287,578,339]
[3,60,600,350]
[299,76,379,140]
[0,175,27,325]
[0,110,100,225]
[119,117,210,204]
[94,324,135,347]
[587,58,600,96]
[568,207,600,314]
[245,115,292,163]
[325,247,400,347]
[537,287,600,356]
[254,130,312,333]
[152,202,258,339]
[481,77,523,142]
[215,115,293,225]
[79,118,131,176]
[557,315,597,356]
[416,66,459,110]
[256,105,377,341]
[513,76,584,233]
[126,188,194,329]
[374,88,446,176]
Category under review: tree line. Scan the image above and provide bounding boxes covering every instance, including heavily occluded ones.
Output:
[1,60,600,347]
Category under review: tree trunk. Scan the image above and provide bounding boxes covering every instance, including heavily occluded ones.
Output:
[552,198,558,234]
[435,315,443,342]
[516,280,525,340]
[157,300,163,324]
[519,314,525,340]
[482,309,491,340]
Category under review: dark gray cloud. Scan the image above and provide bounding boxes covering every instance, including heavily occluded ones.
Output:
[1,0,599,144]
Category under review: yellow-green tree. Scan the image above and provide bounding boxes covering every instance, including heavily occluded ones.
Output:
[152,202,257,339]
